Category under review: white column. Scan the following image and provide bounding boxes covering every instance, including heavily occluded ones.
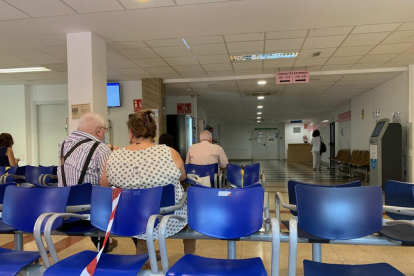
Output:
[67,32,107,133]
[408,65,414,182]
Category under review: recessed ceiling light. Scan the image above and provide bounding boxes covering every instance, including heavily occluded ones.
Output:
[257,117,261,119]
[257,112,262,115]
[257,80,267,85]
[257,105,263,109]
[257,120,261,123]
[257,96,265,100]
[0,67,51,73]
[230,52,298,62]
[322,120,329,123]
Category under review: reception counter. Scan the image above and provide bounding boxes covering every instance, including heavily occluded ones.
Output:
[287,143,312,163]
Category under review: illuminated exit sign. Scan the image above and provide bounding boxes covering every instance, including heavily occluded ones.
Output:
[276,70,309,84]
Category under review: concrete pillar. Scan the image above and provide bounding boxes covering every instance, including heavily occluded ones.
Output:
[67,32,107,133]
[408,65,414,182]
[142,78,166,142]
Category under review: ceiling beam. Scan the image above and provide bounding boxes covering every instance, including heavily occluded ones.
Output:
[163,67,408,84]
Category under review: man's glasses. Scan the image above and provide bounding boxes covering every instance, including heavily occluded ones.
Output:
[98,126,109,133]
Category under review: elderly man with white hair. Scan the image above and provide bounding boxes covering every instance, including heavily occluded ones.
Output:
[57,111,118,252]
[185,130,229,169]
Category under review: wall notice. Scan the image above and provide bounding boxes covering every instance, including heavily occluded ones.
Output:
[370,144,377,170]
[133,99,142,112]
[71,103,91,119]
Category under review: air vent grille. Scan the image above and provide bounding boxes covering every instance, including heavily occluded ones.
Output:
[244,91,278,97]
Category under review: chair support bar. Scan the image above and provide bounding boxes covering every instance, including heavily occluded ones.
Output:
[160,193,187,214]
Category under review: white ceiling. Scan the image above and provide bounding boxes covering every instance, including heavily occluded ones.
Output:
[0,0,412,122]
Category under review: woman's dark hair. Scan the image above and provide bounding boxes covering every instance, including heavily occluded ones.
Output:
[0,133,14,148]
[159,133,174,147]
[312,130,320,137]
[127,110,157,139]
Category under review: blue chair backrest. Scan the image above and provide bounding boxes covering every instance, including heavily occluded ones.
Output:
[385,180,414,220]
[226,164,242,187]
[3,186,71,233]
[160,184,176,215]
[0,183,16,204]
[90,186,163,236]
[287,180,361,216]
[243,163,260,187]
[25,165,54,186]
[0,167,6,176]
[9,166,25,176]
[185,164,217,184]
[296,185,383,240]
[64,183,93,223]
[188,185,264,239]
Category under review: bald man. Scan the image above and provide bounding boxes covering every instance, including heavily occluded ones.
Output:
[57,111,117,252]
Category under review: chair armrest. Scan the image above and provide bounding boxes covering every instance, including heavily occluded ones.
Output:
[264,217,280,276]
[288,217,298,276]
[260,170,266,188]
[39,174,58,186]
[383,205,414,216]
[65,204,91,213]
[33,213,61,268]
[263,192,269,209]
[146,214,164,275]
[43,213,90,265]
[276,192,297,211]
[385,220,414,227]
[159,215,187,274]
[0,174,24,184]
[160,192,187,214]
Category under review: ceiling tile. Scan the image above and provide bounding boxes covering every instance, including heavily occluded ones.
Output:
[50,52,67,61]
[308,26,353,37]
[190,44,228,56]
[107,60,138,69]
[4,0,75,17]
[0,75,22,81]
[333,45,375,57]
[127,74,154,80]
[358,54,398,63]
[0,1,29,20]
[352,23,401,34]
[197,55,230,65]
[294,58,328,66]
[303,36,347,49]
[37,45,67,54]
[290,65,322,71]
[62,0,124,13]
[298,48,336,59]
[107,50,127,61]
[145,67,177,74]
[118,0,175,9]
[342,32,390,46]
[203,63,233,71]
[369,43,414,54]
[227,41,264,54]
[381,30,414,44]
[107,41,147,49]
[7,48,45,55]
[321,64,353,70]
[20,54,64,64]
[406,46,414,53]
[325,56,362,65]
[235,69,263,75]
[153,73,182,79]
[263,59,295,68]
[36,71,67,79]
[116,67,148,75]
[351,63,384,69]
[108,75,131,81]
[382,61,411,67]
[107,68,121,76]
[232,61,262,70]
[207,70,235,77]
[145,39,184,47]
[152,46,193,57]
[398,22,414,31]
[15,73,47,81]
[265,38,304,52]
[266,30,308,40]
[173,64,205,73]
[180,72,208,78]
[118,48,159,59]
[163,56,198,66]
[176,0,228,4]
[184,36,223,45]
[225,33,264,43]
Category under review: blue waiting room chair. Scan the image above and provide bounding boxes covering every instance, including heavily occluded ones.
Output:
[288,185,404,276]
[185,163,220,188]
[225,163,264,188]
[0,182,17,233]
[152,185,280,276]
[36,186,164,275]
[0,185,71,275]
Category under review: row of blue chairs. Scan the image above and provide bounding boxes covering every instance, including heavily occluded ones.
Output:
[0,165,58,187]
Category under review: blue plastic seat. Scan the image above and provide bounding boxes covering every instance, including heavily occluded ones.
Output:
[226,163,242,187]
[378,180,414,245]
[0,183,16,232]
[43,186,164,276]
[0,167,6,176]
[25,165,55,187]
[165,185,269,276]
[291,185,403,276]
[0,185,71,275]
[243,163,260,187]
[185,163,218,187]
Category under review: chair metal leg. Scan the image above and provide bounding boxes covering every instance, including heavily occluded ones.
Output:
[14,233,23,251]
[312,243,322,262]
[227,240,237,259]
[288,218,298,276]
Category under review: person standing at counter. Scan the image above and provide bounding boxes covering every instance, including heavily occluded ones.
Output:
[310,130,322,171]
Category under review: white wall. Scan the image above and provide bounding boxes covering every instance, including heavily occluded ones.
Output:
[221,123,285,160]
[284,123,310,158]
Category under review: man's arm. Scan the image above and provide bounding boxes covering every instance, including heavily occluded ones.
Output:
[217,146,229,169]
[185,147,191,164]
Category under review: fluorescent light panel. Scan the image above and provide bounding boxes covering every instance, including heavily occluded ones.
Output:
[257,105,263,109]
[0,67,51,73]
[230,52,298,62]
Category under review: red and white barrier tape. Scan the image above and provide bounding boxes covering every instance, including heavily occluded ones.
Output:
[80,187,122,276]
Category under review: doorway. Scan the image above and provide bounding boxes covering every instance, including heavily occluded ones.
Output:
[37,103,68,166]
[252,129,280,160]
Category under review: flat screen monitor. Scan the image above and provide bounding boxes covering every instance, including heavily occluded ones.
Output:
[107,83,121,107]
[371,121,385,137]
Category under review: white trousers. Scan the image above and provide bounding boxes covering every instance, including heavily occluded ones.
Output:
[312,151,322,169]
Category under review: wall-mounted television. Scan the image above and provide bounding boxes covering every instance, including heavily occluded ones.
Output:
[107,83,121,107]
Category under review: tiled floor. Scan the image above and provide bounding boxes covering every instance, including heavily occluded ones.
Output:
[0,160,412,275]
